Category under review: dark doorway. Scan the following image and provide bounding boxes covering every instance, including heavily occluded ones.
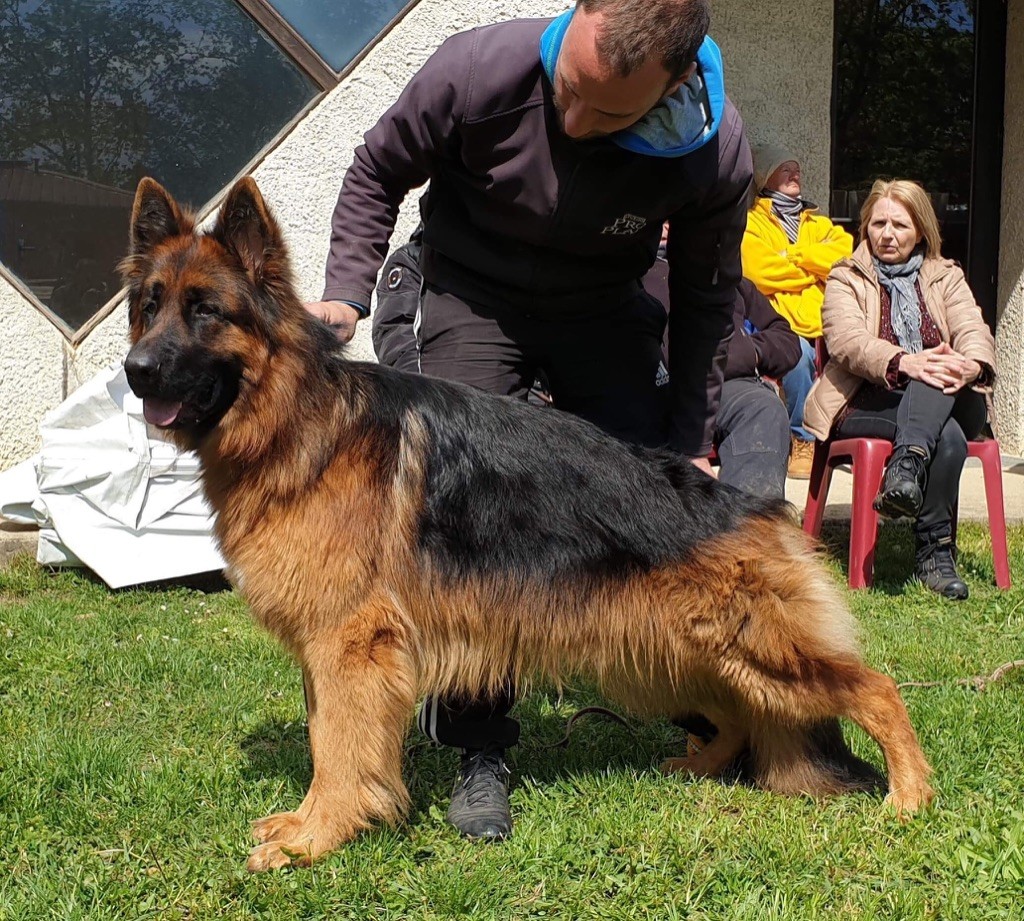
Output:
[831,0,1006,327]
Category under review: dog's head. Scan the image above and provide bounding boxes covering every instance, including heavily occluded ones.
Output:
[122,176,295,443]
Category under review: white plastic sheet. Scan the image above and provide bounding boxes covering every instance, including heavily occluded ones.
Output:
[0,363,224,588]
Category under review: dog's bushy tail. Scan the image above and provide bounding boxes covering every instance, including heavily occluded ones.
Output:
[711,520,886,798]
[742,719,885,796]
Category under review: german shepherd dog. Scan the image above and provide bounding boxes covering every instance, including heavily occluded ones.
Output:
[122,177,934,871]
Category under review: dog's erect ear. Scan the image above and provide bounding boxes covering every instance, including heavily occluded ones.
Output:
[130,178,188,256]
[214,177,282,285]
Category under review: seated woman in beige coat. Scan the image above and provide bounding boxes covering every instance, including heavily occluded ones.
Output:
[804,179,995,600]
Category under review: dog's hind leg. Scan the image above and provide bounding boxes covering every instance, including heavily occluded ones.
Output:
[837,666,934,815]
[248,599,415,871]
[704,537,931,809]
[660,718,746,779]
[737,662,932,808]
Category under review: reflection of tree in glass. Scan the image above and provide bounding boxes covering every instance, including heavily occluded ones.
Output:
[0,0,315,205]
[268,0,411,71]
[834,0,974,202]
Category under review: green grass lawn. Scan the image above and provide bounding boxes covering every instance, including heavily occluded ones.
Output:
[2,522,1023,920]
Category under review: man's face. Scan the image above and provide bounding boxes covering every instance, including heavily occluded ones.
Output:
[554,7,690,140]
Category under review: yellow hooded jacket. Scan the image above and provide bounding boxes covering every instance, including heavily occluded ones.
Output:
[742,197,854,338]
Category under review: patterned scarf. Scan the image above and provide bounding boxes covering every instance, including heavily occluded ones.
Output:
[761,190,805,244]
[873,247,926,354]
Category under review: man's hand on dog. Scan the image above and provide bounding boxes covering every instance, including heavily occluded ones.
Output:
[305,300,361,343]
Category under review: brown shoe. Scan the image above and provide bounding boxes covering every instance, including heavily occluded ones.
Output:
[788,436,814,479]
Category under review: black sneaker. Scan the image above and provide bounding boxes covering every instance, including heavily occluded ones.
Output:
[873,445,928,519]
[446,745,512,840]
[915,537,969,600]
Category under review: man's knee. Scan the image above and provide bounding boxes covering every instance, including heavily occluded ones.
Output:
[723,385,790,454]
[758,389,790,439]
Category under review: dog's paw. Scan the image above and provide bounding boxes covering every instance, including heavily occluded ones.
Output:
[252,810,303,844]
[660,756,696,776]
[247,840,313,872]
[660,732,736,780]
[660,755,729,779]
[885,781,935,818]
[660,734,707,776]
[246,815,360,871]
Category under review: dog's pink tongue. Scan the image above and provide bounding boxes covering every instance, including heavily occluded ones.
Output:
[143,398,182,427]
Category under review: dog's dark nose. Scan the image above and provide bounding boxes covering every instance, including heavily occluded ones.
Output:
[124,349,160,391]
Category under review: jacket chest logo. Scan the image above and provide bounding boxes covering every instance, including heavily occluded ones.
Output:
[602,213,647,235]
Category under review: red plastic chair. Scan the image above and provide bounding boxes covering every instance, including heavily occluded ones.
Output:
[801,340,1010,589]
[802,437,1010,589]
[802,436,892,589]
[960,439,1011,590]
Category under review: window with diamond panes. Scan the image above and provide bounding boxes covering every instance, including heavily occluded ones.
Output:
[1,0,422,336]
[0,1,328,335]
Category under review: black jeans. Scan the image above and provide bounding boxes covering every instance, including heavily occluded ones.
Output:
[415,283,670,449]
[835,381,987,536]
[714,378,790,500]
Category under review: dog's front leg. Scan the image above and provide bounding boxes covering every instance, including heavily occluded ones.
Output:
[248,600,414,871]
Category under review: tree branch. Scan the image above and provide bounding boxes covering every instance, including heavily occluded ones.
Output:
[898,660,1024,692]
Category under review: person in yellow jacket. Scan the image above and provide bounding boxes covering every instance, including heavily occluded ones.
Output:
[743,145,853,477]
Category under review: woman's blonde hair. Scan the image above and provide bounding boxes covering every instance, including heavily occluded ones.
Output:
[858,179,943,258]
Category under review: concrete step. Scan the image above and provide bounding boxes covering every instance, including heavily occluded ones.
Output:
[0,522,39,568]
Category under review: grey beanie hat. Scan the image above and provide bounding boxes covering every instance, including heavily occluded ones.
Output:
[752,144,799,193]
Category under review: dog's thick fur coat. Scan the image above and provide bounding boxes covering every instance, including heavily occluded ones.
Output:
[122,177,934,871]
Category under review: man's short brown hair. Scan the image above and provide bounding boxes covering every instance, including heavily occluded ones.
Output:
[578,0,711,82]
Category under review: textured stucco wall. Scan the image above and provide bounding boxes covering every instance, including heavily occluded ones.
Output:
[250,0,571,365]
[712,0,832,208]
[995,0,1024,452]
[0,276,67,468]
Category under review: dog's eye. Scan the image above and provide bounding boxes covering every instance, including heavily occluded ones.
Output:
[194,302,217,318]
[142,299,158,316]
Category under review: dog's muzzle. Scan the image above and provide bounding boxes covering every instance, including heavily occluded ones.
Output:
[125,347,183,427]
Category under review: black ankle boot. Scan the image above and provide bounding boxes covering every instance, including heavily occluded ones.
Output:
[447,745,512,840]
[874,445,928,519]
[915,533,969,600]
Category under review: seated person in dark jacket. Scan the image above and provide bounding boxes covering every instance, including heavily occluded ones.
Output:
[645,262,799,498]
[716,278,801,498]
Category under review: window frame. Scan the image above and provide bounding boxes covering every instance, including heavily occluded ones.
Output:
[232,0,424,88]
[1,0,421,344]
